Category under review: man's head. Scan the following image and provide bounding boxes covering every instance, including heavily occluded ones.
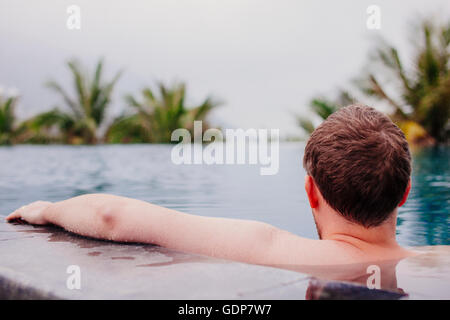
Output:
[303,104,411,231]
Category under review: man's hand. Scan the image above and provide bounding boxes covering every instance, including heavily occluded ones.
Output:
[6,201,53,225]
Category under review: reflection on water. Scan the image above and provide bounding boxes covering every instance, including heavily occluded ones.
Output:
[305,279,408,300]
[0,144,448,247]
[17,223,112,249]
[397,146,450,246]
[11,221,218,268]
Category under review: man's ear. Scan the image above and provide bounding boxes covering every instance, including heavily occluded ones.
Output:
[398,180,411,207]
[305,175,319,209]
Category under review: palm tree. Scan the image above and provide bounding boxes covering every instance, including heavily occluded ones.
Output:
[106,82,220,143]
[358,20,450,144]
[0,92,61,144]
[35,59,122,144]
[0,94,19,144]
[300,19,450,145]
[298,91,355,134]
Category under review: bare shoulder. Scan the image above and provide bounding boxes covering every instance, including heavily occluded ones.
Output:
[266,229,417,267]
[266,229,362,266]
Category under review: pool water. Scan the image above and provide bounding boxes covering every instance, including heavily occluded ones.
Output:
[0,143,448,247]
[397,146,450,246]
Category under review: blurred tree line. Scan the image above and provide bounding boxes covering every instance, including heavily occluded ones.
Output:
[0,60,220,145]
[299,19,450,146]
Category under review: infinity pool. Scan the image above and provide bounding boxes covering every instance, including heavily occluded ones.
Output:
[0,143,449,299]
[0,143,448,247]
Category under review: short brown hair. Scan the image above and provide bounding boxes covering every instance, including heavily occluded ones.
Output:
[303,104,411,227]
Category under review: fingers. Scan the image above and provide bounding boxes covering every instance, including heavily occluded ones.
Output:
[5,204,28,222]
[5,210,21,222]
[5,201,52,223]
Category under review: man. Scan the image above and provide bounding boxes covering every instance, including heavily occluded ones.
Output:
[6,105,417,267]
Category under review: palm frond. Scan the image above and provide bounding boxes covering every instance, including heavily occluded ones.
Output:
[44,59,121,144]
[304,18,450,144]
[109,82,219,143]
[310,98,340,120]
[46,81,81,118]
[297,117,315,135]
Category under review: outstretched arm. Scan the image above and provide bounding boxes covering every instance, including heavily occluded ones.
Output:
[5,194,314,265]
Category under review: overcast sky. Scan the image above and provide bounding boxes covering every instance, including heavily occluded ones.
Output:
[1,0,449,137]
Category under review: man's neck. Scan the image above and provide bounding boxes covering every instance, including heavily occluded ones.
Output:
[318,208,404,254]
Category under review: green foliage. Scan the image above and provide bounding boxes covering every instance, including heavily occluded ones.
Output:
[300,19,450,145]
[35,59,122,144]
[298,91,355,134]
[0,95,18,144]
[359,20,450,143]
[106,82,220,143]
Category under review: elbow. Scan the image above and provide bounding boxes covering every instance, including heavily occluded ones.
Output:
[261,223,281,249]
[252,222,283,264]
[96,203,121,240]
